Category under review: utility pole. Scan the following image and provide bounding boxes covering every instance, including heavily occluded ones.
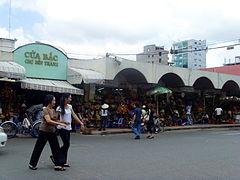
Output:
[8,0,12,38]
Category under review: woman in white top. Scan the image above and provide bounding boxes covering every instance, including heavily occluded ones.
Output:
[55,93,84,167]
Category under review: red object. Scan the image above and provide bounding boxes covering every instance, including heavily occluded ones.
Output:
[229,119,234,124]
[200,65,240,76]
[210,119,216,124]
[119,124,125,128]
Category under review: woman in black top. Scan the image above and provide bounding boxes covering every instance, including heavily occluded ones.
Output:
[146,105,155,139]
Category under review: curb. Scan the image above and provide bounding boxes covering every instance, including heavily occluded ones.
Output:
[165,124,240,131]
[88,124,240,135]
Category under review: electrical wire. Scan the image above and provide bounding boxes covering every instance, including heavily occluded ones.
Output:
[2,38,239,58]
[207,38,240,46]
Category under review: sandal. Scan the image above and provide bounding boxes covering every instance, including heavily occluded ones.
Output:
[29,164,37,170]
[54,166,66,171]
[63,164,70,167]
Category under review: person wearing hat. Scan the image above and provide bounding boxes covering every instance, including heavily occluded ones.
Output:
[99,103,109,131]
[172,110,182,126]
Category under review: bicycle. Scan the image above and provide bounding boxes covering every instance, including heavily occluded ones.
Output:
[0,113,41,139]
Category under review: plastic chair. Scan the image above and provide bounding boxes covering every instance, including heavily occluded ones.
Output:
[113,118,124,128]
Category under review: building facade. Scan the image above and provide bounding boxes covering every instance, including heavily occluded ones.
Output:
[0,38,16,62]
[136,44,169,65]
[172,39,207,69]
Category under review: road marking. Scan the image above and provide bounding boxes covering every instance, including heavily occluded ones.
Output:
[223,132,240,136]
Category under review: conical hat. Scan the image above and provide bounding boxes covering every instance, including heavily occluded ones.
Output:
[102,103,109,109]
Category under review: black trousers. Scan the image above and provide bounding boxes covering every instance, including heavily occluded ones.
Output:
[58,129,70,164]
[147,120,154,134]
[99,116,107,130]
[29,130,65,167]
[216,115,222,124]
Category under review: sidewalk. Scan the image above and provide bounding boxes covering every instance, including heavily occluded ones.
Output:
[81,124,240,135]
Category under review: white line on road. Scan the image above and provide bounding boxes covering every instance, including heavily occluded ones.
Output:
[223,132,240,136]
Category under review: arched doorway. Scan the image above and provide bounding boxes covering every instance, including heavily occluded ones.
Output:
[193,77,215,90]
[113,68,148,87]
[158,73,185,88]
[222,80,239,96]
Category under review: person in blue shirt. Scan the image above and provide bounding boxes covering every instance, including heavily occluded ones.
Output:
[172,110,182,125]
[131,103,142,139]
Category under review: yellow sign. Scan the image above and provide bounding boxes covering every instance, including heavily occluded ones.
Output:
[24,50,59,67]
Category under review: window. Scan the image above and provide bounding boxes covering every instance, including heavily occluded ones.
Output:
[148,55,150,58]
[194,64,197,66]
[152,55,154,57]
[159,58,162,63]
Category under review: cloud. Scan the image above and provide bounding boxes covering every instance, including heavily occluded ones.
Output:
[0,0,8,6]
[1,0,240,66]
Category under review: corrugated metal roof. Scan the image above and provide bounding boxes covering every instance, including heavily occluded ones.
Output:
[200,65,240,76]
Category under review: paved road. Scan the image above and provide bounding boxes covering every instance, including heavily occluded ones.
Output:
[1,129,240,180]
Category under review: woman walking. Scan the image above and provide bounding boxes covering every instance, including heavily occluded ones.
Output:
[55,93,84,167]
[146,105,155,139]
[29,94,69,171]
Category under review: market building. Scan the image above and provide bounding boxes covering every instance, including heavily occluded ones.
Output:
[69,55,240,96]
[1,38,240,127]
[68,54,240,126]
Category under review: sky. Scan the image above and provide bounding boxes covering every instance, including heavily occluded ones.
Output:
[0,0,240,67]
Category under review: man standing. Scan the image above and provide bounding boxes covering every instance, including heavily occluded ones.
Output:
[131,103,142,140]
[215,106,223,124]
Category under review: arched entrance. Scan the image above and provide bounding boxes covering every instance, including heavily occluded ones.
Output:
[222,80,240,96]
[158,73,185,88]
[193,77,215,90]
[113,68,148,87]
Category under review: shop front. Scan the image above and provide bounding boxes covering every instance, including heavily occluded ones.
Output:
[0,42,83,123]
[13,42,82,94]
[0,60,26,119]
